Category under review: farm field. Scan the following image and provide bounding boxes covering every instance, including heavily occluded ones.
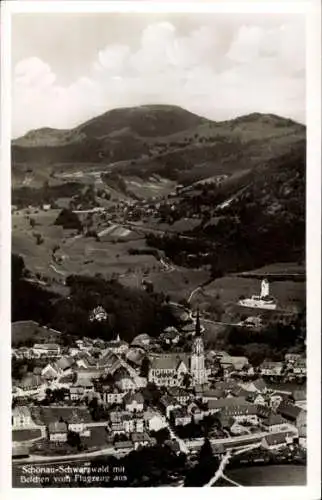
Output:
[12,209,163,282]
[13,208,212,301]
[119,267,210,302]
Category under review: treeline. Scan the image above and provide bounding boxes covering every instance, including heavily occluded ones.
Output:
[146,147,305,273]
[219,310,306,366]
[12,182,82,208]
[12,254,180,344]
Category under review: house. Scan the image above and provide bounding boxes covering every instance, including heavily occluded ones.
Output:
[220,355,249,372]
[277,403,306,434]
[200,388,225,403]
[268,392,284,410]
[221,405,259,425]
[230,421,248,436]
[48,421,68,442]
[126,348,146,368]
[16,374,43,393]
[123,413,144,434]
[246,392,266,406]
[255,404,271,421]
[114,441,134,452]
[262,414,289,433]
[243,378,267,393]
[206,396,246,414]
[56,356,74,373]
[98,351,120,371]
[76,367,101,380]
[161,327,180,345]
[13,347,33,360]
[145,413,167,432]
[41,363,60,380]
[69,378,94,400]
[261,432,295,450]
[292,390,306,409]
[68,347,80,357]
[70,387,85,401]
[215,380,241,395]
[124,391,144,413]
[101,385,125,405]
[109,411,124,434]
[260,361,283,377]
[75,340,85,350]
[12,407,37,430]
[58,373,75,386]
[159,395,181,419]
[285,353,302,365]
[131,432,151,450]
[65,409,91,437]
[167,387,191,405]
[148,354,189,387]
[115,375,138,392]
[131,334,152,349]
[241,316,263,329]
[109,411,144,434]
[32,343,61,358]
[171,408,191,427]
[292,359,306,376]
[105,338,129,355]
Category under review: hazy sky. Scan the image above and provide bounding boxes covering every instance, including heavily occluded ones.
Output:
[12,13,306,137]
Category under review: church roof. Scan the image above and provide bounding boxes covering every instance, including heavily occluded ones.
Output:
[150,354,190,371]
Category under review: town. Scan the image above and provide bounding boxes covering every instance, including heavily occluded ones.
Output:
[12,299,306,487]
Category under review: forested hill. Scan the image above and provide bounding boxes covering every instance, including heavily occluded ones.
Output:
[147,140,306,273]
[12,105,305,186]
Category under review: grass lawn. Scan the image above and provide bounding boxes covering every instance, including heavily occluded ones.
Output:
[12,428,42,442]
[82,425,112,449]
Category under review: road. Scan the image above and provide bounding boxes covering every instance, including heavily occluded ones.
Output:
[204,451,231,487]
[13,445,127,465]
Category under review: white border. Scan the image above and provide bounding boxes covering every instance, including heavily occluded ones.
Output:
[1,1,321,500]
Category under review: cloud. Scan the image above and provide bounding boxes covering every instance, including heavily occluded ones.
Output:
[12,19,305,137]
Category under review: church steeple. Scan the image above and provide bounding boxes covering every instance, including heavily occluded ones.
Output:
[195,307,201,337]
[191,306,208,385]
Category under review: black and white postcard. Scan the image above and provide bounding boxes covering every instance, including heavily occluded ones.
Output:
[1,1,321,499]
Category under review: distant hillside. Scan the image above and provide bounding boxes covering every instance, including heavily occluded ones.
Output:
[12,105,305,187]
[147,139,306,272]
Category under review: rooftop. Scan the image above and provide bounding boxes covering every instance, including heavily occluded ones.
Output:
[278,403,305,420]
[262,414,286,426]
[264,432,293,446]
[48,422,68,433]
[33,343,60,350]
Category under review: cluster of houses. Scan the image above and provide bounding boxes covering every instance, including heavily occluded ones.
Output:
[12,318,307,457]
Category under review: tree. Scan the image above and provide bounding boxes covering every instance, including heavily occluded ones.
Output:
[67,430,81,449]
[198,437,213,464]
[140,356,150,378]
[182,373,191,388]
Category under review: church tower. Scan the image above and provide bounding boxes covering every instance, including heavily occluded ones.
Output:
[190,308,208,385]
[260,279,269,298]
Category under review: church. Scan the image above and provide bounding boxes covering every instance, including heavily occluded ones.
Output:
[190,309,209,385]
[148,309,210,387]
